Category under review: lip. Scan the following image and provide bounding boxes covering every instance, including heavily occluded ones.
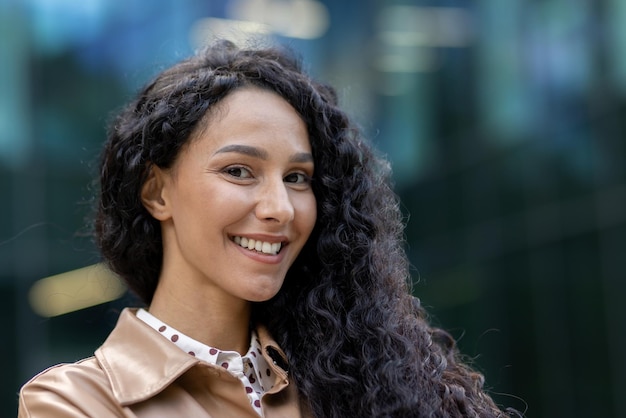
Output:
[229,233,289,264]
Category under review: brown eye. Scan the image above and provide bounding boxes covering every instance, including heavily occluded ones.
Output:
[224,166,253,178]
[284,172,310,184]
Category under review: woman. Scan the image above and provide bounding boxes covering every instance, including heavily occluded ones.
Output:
[19,40,516,417]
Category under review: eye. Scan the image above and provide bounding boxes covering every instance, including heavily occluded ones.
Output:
[284,172,311,184]
[224,166,253,179]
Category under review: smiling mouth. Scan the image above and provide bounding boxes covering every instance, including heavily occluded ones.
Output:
[233,236,284,255]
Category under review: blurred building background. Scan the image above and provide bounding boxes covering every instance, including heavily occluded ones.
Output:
[1,0,625,416]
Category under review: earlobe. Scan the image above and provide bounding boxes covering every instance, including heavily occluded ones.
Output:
[141,165,171,221]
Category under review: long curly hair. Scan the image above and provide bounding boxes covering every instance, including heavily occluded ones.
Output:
[95,40,517,417]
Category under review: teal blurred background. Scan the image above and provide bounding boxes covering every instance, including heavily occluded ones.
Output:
[2,0,625,417]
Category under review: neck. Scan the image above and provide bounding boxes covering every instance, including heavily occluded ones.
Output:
[148,278,252,355]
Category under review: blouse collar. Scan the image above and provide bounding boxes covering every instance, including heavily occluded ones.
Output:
[95,308,290,406]
[136,308,276,402]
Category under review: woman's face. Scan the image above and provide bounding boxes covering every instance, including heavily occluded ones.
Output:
[146,87,317,304]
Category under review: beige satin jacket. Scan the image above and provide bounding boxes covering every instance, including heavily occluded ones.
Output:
[18,308,307,418]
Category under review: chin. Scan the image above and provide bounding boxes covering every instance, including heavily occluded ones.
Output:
[246,286,283,303]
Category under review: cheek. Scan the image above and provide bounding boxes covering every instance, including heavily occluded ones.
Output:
[296,193,317,236]
[199,191,251,224]
[173,183,249,229]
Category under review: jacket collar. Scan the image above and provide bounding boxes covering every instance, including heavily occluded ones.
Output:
[95,308,291,405]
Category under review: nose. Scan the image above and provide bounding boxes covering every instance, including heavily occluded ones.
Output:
[255,177,295,224]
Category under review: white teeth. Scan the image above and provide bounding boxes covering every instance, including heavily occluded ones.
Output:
[233,236,282,255]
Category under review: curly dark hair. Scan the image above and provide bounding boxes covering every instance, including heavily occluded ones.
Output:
[95,40,517,417]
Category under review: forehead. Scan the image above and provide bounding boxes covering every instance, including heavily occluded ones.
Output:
[174,87,312,165]
[191,86,306,142]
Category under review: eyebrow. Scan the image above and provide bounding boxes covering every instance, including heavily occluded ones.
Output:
[214,144,314,163]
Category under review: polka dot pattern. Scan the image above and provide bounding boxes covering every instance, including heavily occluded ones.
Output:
[135,308,278,417]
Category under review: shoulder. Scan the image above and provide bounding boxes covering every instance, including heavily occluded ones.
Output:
[21,357,108,391]
[18,358,124,418]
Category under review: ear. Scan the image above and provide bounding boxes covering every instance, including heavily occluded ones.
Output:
[141,165,171,221]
